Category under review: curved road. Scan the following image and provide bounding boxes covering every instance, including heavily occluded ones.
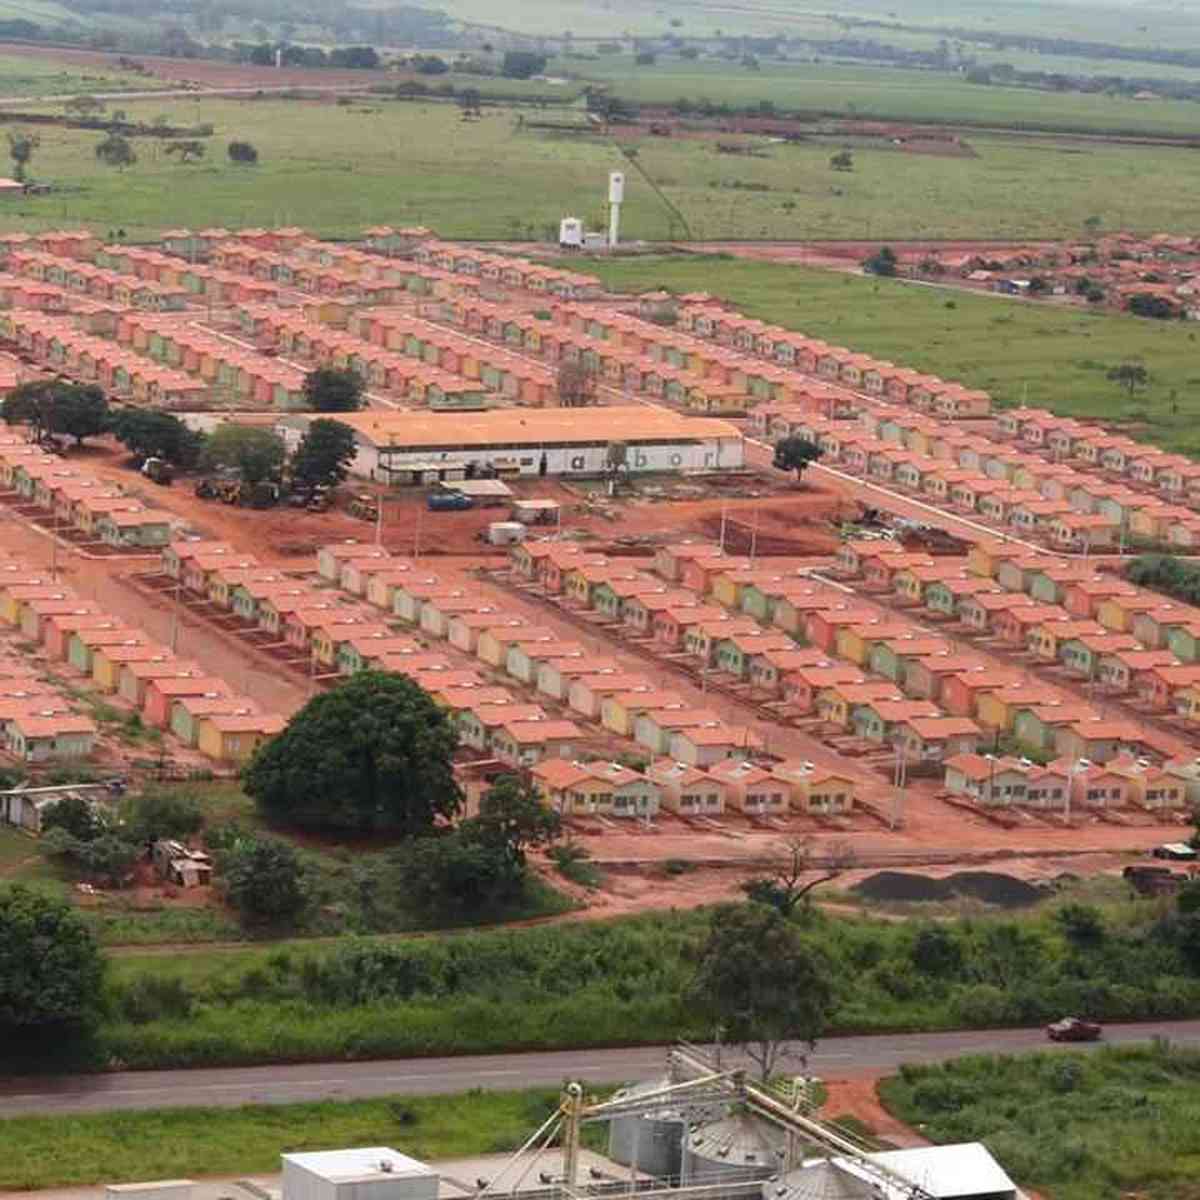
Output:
[3,1020,1199,1117]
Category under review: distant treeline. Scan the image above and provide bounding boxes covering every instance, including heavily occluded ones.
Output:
[966,61,1200,103]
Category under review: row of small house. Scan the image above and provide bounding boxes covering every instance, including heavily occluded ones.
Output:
[510,537,1181,784]
[886,534,1200,719]
[0,553,283,763]
[507,538,1002,769]
[307,540,794,777]
[0,436,171,548]
[767,409,1200,551]
[942,750,1200,812]
[0,309,304,411]
[236,306,555,409]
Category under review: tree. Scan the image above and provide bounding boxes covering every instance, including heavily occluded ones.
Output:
[44,383,108,446]
[501,50,547,79]
[412,54,449,75]
[829,149,854,171]
[222,835,307,924]
[123,787,204,843]
[7,129,38,182]
[290,418,357,489]
[772,435,824,481]
[163,140,206,163]
[203,424,286,485]
[863,246,898,277]
[1129,292,1176,319]
[228,140,259,165]
[302,366,365,413]
[109,407,205,467]
[0,885,104,1028]
[689,903,839,1080]
[1,380,108,445]
[1056,902,1106,948]
[396,831,520,914]
[243,671,463,833]
[557,359,598,407]
[459,87,482,118]
[635,51,657,65]
[95,132,137,170]
[465,774,561,868]
[739,837,855,917]
[42,794,106,841]
[1107,362,1149,397]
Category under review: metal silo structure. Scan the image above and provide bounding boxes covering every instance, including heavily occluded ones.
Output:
[682,1111,787,1186]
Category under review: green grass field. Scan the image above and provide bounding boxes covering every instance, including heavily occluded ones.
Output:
[0,1087,572,1189]
[880,1042,1200,1200]
[0,52,160,99]
[585,255,1200,454]
[4,94,1200,242]
[580,57,1200,138]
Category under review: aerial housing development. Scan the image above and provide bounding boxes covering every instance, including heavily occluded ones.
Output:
[2,11,1200,1200]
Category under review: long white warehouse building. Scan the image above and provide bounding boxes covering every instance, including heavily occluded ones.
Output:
[334,407,746,480]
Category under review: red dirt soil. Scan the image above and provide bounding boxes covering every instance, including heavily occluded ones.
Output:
[822,1077,930,1144]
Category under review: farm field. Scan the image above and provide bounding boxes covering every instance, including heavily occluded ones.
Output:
[4,95,1200,243]
[880,1042,1200,1200]
[0,51,159,98]
[580,57,1200,139]
[585,255,1200,454]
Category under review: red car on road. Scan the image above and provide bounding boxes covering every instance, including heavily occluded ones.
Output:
[1047,1017,1102,1042]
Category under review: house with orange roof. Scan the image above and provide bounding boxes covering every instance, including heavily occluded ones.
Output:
[7,711,97,761]
[894,716,981,764]
[197,711,284,763]
[943,753,1031,805]
[647,758,727,815]
[1010,701,1098,754]
[532,758,661,817]
[851,698,940,744]
[670,722,761,769]
[493,718,582,768]
[706,758,787,816]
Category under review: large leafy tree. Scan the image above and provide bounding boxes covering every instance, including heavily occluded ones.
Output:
[110,407,205,467]
[290,418,357,487]
[688,902,838,1080]
[2,380,109,445]
[0,884,105,1028]
[203,424,286,485]
[303,367,365,413]
[95,132,137,170]
[243,671,463,833]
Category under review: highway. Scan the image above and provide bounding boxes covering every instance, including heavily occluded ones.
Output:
[3,1020,1200,1117]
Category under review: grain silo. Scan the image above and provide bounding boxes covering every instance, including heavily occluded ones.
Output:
[607,1076,729,1180]
[682,1111,787,1186]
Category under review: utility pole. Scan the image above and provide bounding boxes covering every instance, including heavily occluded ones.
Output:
[719,502,728,554]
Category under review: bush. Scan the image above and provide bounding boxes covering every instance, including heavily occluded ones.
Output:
[227,140,259,164]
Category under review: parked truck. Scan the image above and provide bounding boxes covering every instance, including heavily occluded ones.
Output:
[428,492,474,512]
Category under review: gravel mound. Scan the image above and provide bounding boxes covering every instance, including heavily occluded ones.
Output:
[853,870,1042,908]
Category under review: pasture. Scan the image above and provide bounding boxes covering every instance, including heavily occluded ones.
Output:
[585,255,1200,455]
[0,51,157,99]
[580,57,1200,139]
[3,95,1200,243]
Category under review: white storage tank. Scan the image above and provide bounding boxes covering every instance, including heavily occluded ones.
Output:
[281,1148,439,1200]
[683,1113,787,1186]
[606,1077,688,1179]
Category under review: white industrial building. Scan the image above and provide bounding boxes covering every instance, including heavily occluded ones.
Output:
[281,1148,439,1200]
[331,407,745,481]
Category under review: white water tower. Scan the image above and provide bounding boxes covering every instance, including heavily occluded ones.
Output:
[608,170,625,248]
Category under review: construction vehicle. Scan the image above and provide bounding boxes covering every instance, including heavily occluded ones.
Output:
[349,493,379,521]
[140,457,174,486]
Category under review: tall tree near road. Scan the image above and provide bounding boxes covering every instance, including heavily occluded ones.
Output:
[243,671,463,833]
[0,884,104,1031]
[303,367,365,413]
[110,407,205,467]
[689,902,839,1081]
[290,418,357,488]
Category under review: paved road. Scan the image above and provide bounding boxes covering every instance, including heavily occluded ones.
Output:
[2,1020,1199,1117]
